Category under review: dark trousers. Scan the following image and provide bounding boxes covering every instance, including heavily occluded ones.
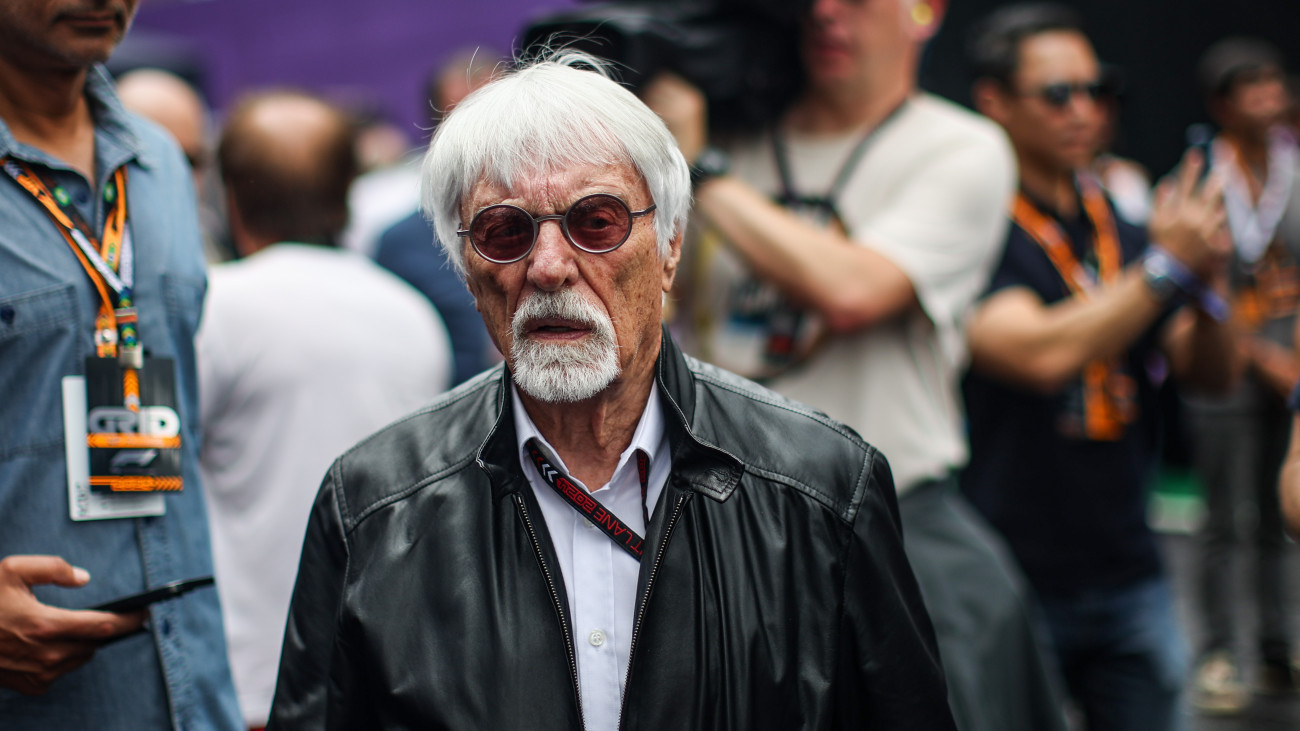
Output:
[1188,402,1293,664]
[898,478,1068,731]
[1039,576,1189,731]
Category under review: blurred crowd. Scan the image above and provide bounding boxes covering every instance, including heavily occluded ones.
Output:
[3,1,1300,730]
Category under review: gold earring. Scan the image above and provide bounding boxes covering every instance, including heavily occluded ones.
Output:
[911,2,934,26]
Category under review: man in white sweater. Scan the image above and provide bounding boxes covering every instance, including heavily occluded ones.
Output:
[198,90,450,729]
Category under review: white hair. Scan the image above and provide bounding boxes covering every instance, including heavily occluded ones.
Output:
[420,49,691,275]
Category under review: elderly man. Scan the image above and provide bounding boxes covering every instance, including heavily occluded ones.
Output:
[268,52,954,730]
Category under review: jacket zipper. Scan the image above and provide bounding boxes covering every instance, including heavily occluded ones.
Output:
[514,493,587,731]
[617,491,691,731]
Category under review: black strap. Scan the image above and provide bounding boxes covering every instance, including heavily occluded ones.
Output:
[525,438,648,561]
[772,98,911,214]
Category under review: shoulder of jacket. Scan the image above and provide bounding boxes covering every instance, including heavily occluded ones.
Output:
[328,367,504,526]
[683,356,884,521]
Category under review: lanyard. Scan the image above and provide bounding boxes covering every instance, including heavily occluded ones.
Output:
[1011,181,1135,441]
[1214,132,1296,265]
[772,98,909,217]
[525,438,650,561]
[3,157,143,409]
[1011,180,1121,296]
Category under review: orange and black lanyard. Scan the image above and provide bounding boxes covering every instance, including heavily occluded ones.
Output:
[2,158,143,411]
[1011,181,1135,441]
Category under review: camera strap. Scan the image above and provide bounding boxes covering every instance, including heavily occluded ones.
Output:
[771,97,910,216]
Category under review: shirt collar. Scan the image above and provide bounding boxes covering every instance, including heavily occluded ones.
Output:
[0,65,151,173]
[512,382,665,491]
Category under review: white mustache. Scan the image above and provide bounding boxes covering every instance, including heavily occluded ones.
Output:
[512,289,616,344]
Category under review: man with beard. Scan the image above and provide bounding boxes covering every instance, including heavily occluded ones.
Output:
[268,51,955,730]
[0,0,241,728]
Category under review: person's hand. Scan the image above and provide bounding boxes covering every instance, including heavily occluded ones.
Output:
[640,72,708,164]
[1148,148,1230,282]
[0,555,146,695]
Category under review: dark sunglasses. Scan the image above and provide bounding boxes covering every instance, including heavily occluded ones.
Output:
[1022,80,1110,109]
[458,193,656,264]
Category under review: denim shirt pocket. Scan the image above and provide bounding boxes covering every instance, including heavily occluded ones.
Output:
[0,283,81,457]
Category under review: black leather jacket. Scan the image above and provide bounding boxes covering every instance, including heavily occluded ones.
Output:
[269,328,955,730]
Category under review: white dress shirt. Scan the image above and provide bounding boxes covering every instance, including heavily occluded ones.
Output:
[512,386,671,731]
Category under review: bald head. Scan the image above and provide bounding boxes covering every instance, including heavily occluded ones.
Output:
[117,68,208,172]
[427,48,500,124]
[219,91,358,251]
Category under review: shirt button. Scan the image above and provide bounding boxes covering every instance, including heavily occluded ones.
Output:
[588,629,606,647]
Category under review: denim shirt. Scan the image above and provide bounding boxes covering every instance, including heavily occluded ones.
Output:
[0,67,241,730]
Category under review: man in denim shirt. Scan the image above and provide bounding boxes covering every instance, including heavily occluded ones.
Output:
[0,1,241,728]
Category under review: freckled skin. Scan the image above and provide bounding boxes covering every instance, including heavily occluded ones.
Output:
[461,162,681,396]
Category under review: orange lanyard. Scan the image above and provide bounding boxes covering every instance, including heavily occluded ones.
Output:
[3,158,143,410]
[1011,183,1135,441]
[1011,182,1121,296]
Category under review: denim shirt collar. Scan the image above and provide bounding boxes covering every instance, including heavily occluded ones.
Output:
[0,65,154,183]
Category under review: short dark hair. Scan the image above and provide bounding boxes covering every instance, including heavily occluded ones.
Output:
[1197,36,1285,101]
[218,90,358,245]
[967,3,1087,86]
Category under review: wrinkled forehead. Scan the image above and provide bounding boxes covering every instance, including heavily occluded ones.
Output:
[461,154,647,215]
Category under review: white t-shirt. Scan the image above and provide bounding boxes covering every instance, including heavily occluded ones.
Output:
[677,94,1016,494]
[197,244,451,726]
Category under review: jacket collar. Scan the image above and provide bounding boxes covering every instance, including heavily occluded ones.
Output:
[478,324,743,503]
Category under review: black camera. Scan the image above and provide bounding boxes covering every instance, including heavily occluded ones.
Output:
[521,0,811,134]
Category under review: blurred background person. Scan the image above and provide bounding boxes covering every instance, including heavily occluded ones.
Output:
[342,47,502,259]
[648,1,1067,729]
[1182,36,1300,714]
[116,67,234,263]
[964,5,1237,729]
[1090,67,1153,226]
[374,48,500,385]
[1281,371,1300,538]
[199,89,451,730]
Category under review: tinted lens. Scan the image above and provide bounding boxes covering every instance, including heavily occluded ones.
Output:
[565,195,632,252]
[1040,83,1073,108]
[471,205,535,262]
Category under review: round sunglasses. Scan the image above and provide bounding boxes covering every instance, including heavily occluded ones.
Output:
[458,193,657,264]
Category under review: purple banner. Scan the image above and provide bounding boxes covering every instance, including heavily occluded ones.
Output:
[128,0,578,143]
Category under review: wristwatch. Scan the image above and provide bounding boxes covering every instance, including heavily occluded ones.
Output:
[1141,249,1182,303]
[689,146,731,189]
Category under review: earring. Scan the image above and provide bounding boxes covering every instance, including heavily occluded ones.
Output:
[911,2,934,26]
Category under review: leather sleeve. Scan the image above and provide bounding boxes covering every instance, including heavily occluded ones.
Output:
[833,450,958,730]
[266,461,356,730]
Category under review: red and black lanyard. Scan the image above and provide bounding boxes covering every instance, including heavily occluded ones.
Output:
[1011,180,1136,441]
[525,438,650,561]
[2,158,143,409]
